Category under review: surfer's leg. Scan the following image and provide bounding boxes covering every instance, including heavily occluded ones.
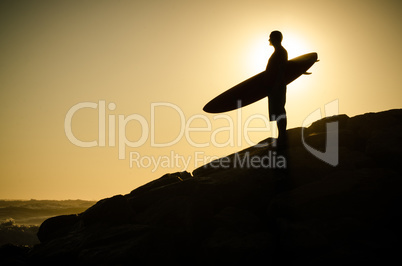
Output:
[277,113,287,141]
[277,90,288,145]
[269,88,288,147]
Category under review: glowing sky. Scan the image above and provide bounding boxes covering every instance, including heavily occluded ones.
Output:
[1,0,401,200]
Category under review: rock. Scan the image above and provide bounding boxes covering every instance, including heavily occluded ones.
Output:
[37,214,79,243]
[0,244,30,265]
[129,171,193,197]
[81,195,133,226]
[17,109,401,265]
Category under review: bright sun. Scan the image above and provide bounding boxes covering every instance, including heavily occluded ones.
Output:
[283,33,312,58]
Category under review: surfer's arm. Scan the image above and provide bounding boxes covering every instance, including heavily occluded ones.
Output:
[275,56,287,87]
[266,50,287,89]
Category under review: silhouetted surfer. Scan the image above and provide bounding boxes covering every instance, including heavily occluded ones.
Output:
[266,31,288,145]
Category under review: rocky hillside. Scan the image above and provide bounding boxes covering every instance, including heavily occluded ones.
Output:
[2,109,402,265]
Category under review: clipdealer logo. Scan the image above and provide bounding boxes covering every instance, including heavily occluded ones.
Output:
[302,99,339,166]
[64,99,339,171]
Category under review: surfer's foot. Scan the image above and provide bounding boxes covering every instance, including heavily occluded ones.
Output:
[257,138,276,148]
[262,138,287,150]
[258,135,288,150]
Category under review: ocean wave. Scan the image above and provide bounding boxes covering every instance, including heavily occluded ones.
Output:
[0,200,96,246]
[0,218,39,246]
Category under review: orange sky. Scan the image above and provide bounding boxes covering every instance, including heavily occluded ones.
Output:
[1,0,401,200]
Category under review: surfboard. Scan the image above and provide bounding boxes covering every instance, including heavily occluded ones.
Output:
[203,52,318,113]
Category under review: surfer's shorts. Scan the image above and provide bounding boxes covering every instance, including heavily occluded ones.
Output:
[268,86,286,121]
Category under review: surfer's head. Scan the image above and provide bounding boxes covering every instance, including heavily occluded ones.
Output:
[269,31,283,46]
